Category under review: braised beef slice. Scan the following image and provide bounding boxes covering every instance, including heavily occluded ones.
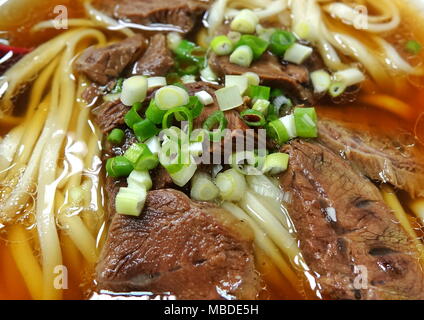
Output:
[75,34,146,85]
[132,34,174,76]
[318,118,424,198]
[209,52,314,103]
[96,189,260,299]
[93,0,210,33]
[91,100,130,133]
[280,140,424,300]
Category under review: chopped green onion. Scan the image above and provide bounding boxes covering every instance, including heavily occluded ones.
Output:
[124,143,152,164]
[106,156,134,178]
[280,114,297,139]
[272,95,292,114]
[310,70,331,93]
[120,76,148,106]
[125,143,159,171]
[173,39,196,59]
[243,72,260,86]
[190,172,219,201]
[215,168,247,201]
[155,85,190,110]
[124,107,143,129]
[269,30,296,56]
[225,75,249,95]
[190,128,208,143]
[333,68,365,87]
[230,9,259,34]
[406,40,422,55]
[145,136,161,155]
[133,119,159,142]
[159,140,184,174]
[162,106,193,133]
[145,99,166,125]
[195,91,214,106]
[240,109,267,127]
[246,85,271,102]
[170,159,197,187]
[147,77,167,89]
[200,66,218,82]
[230,151,263,176]
[227,31,242,44]
[167,32,182,51]
[115,187,147,216]
[267,119,290,145]
[256,25,276,42]
[203,111,228,142]
[127,170,152,190]
[283,43,313,65]
[329,81,347,97]
[262,153,289,175]
[181,75,197,84]
[215,85,243,111]
[293,107,318,138]
[229,45,254,67]
[211,35,234,56]
[252,99,270,115]
[111,78,124,94]
[107,128,125,145]
[184,96,204,118]
[236,35,268,60]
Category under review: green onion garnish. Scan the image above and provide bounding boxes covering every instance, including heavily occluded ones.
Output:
[240,109,267,127]
[162,106,193,133]
[111,78,124,94]
[269,30,296,56]
[267,119,290,145]
[184,96,204,119]
[252,99,270,115]
[107,128,125,145]
[203,110,228,142]
[124,106,143,129]
[236,35,269,60]
[106,156,134,178]
[329,81,347,98]
[406,40,422,55]
[115,187,147,217]
[133,119,159,142]
[211,35,234,56]
[247,85,271,102]
[262,153,290,175]
[124,143,159,171]
[155,85,190,110]
[293,107,318,138]
[145,99,167,125]
[229,45,253,67]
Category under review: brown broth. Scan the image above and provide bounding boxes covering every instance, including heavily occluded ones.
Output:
[0,0,424,300]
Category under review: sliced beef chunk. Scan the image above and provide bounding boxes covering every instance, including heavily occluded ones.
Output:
[91,100,130,133]
[209,52,314,103]
[75,34,146,85]
[280,140,424,300]
[93,0,210,33]
[318,118,424,198]
[96,189,260,300]
[132,34,174,76]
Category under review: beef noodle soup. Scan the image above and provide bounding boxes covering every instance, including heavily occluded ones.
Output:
[0,0,424,300]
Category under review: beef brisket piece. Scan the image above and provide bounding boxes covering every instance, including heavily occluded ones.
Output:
[91,100,130,133]
[318,118,424,198]
[280,140,424,300]
[132,34,174,76]
[96,189,260,299]
[75,34,146,85]
[209,52,314,103]
[93,0,210,33]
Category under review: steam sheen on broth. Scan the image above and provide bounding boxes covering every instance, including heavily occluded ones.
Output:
[0,0,423,300]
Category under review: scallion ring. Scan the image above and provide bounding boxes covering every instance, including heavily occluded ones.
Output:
[162,106,193,133]
[240,109,267,127]
[202,111,228,142]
